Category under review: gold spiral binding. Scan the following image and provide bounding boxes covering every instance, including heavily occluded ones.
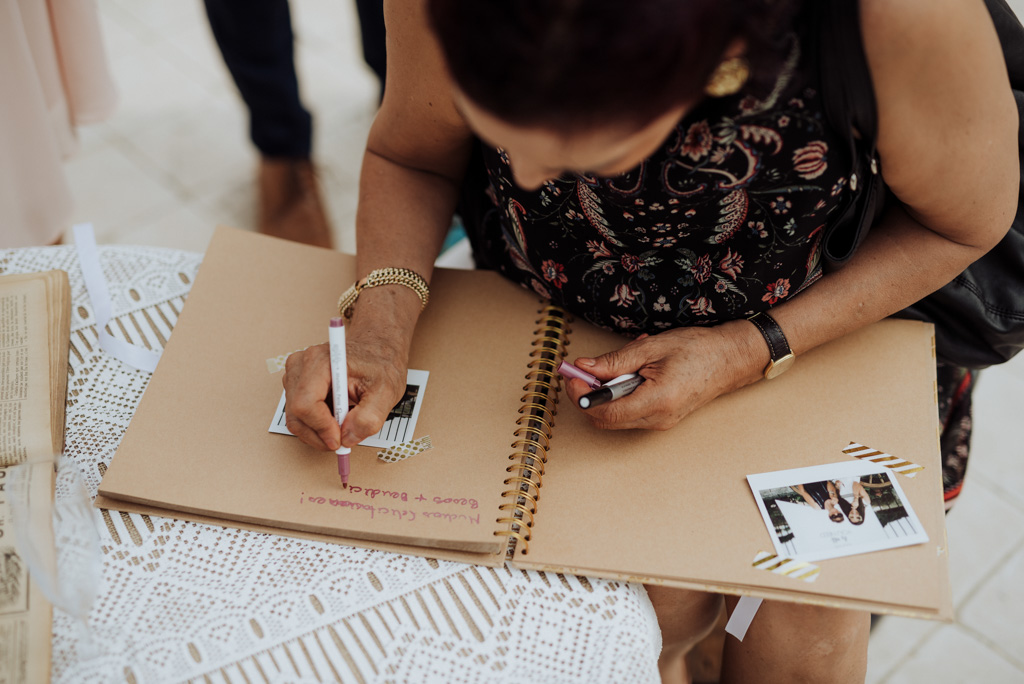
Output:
[513,425,551,448]
[516,412,554,436]
[533,325,569,338]
[521,391,558,405]
[494,519,531,540]
[518,402,557,426]
[525,370,558,381]
[495,303,571,557]
[504,475,541,491]
[501,487,538,514]
[507,461,545,479]
[531,334,567,348]
[493,528,531,550]
[499,501,536,527]
[527,353,562,368]
[509,452,547,469]
[522,379,556,393]
[511,440,549,458]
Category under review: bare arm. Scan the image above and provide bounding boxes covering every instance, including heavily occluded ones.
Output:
[568,0,1018,429]
[356,0,473,286]
[284,0,475,449]
[852,480,870,503]
[766,0,1017,361]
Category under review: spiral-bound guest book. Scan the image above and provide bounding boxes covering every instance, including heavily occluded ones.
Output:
[98,227,952,619]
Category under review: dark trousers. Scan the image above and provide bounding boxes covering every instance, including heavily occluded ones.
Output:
[204,0,312,158]
[203,0,386,159]
[354,0,387,95]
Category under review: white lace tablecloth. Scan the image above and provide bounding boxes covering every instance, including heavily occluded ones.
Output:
[0,245,662,684]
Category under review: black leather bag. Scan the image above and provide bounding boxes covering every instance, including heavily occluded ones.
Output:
[815,0,1024,369]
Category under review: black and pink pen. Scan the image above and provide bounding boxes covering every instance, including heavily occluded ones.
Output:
[329,317,352,488]
[557,360,602,390]
[557,360,645,409]
[577,374,645,408]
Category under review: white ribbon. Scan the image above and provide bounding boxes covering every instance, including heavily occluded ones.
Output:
[724,596,764,641]
[73,223,162,373]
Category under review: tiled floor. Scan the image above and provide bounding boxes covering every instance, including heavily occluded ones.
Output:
[64,1,1024,681]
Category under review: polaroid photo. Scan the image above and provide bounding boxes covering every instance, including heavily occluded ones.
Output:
[747,459,928,562]
[269,369,429,448]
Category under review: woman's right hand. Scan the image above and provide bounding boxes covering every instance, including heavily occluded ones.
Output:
[282,314,411,452]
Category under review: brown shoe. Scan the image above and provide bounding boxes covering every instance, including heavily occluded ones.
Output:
[258,157,334,248]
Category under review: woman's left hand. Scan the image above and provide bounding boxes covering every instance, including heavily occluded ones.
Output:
[564,320,766,430]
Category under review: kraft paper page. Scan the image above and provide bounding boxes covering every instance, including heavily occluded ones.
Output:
[97,227,951,618]
[99,227,548,554]
[513,317,950,619]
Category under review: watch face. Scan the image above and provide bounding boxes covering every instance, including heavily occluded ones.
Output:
[765,353,796,380]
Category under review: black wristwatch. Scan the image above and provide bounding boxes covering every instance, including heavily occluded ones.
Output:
[747,312,795,380]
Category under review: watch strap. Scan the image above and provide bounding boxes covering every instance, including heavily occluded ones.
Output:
[747,311,791,360]
[748,311,793,372]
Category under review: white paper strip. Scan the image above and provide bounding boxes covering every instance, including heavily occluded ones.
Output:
[724,596,763,641]
[73,223,162,373]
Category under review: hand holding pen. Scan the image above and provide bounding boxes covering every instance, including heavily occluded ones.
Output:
[558,360,646,408]
[558,325,754,431]
[281,313,412,463]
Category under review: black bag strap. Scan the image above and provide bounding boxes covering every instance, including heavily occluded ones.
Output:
[988,0,1024,89]
[814,0,879,157]
[810,0,886,269]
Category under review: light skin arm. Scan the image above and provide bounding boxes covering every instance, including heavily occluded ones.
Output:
[566,0,1018,429]
[283,0,474,450]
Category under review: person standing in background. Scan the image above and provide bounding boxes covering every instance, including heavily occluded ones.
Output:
[0,0,118,248]
[203,0,386,249]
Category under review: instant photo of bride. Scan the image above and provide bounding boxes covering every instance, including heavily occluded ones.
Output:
[747,460,929,562]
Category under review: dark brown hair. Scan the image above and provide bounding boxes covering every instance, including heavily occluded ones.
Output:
[427,0,798,131]
[836,493,867,526]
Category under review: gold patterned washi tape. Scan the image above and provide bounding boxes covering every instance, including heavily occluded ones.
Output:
[843,442,924,477]
[377,436,433,463]
[752,551,820,582]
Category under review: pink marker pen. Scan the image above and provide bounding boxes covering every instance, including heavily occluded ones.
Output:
[329,317,352,488]
[557,360,602,390]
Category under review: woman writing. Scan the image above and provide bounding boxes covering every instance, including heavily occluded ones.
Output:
[283,0,1016,680]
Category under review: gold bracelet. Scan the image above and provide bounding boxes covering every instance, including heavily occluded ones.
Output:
[337,267,430,319]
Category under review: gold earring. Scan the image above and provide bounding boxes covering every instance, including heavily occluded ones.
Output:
[705,57,750,97]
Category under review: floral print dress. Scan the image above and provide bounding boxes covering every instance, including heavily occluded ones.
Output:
[467,41,848,336]
[460,37,975,506]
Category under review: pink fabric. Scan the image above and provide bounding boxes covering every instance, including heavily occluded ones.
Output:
[0,0,117,248]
